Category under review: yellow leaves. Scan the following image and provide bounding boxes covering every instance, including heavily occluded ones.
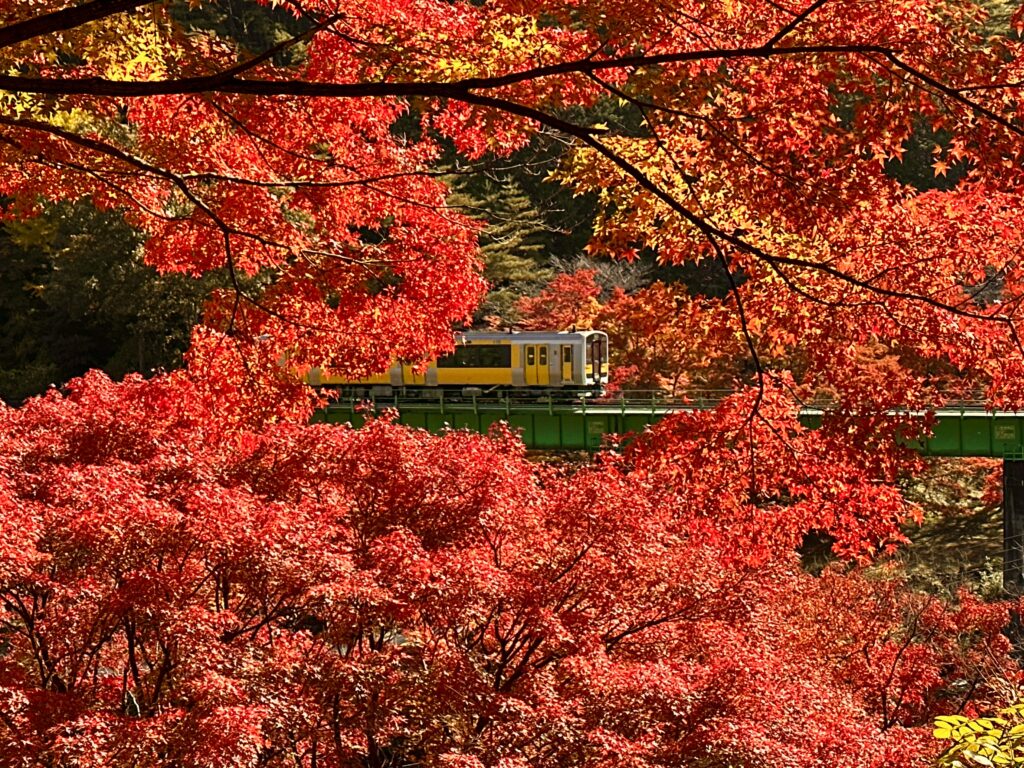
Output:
[0,88,42,120]
[47,107,98,133]
[0,6,175,140]
[933,714,1003,740]
[425,14,559,84]
[494,22,534,51]
[91,9,170,81]
[935,704,1024,768]
[430,57,481,81]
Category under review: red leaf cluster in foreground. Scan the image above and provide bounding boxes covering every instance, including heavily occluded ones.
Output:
[0,370,1018,768]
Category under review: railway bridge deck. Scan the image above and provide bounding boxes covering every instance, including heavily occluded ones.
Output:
[318,390,1024,457]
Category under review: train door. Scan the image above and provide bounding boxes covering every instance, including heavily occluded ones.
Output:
[524,345,550,386]
[561,344,574,384]
[524,345,538,386]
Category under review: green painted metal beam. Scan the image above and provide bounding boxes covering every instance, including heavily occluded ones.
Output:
[887,409,1024,458]
[315,395,1024,457]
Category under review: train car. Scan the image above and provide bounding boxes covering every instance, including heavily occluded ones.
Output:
[308,330,609,396]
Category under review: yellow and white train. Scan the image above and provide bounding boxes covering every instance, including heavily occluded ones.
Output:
[309,330,610,396]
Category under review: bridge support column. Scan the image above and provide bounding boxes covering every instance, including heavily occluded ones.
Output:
[1004,459,1024,594]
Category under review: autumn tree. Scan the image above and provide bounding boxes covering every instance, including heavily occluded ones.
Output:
[515,268,603,331]
[0,370,1018,768]
[516,272,751,393]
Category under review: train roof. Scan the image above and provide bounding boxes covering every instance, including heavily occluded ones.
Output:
[455,330,607,343]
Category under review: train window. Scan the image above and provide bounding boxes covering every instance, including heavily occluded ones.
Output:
[526,347,535,365]
[436,344,512,368]
[538,347,548,365]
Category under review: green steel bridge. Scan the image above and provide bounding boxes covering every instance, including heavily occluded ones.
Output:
[318,390,1024,457]
[318,390,1024,591]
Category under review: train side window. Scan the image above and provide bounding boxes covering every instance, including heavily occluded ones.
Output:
[562,346,572,363]
[538,346,548,365]
[437,345,512,368]
[526,346,535,365]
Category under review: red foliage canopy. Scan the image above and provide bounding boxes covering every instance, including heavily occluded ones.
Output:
[0,372,1018,767]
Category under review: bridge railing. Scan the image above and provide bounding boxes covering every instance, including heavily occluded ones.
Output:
[326,388,742,413]
[323,386,1012,415]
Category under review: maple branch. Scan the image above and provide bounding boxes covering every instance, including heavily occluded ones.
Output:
[764,250,1014,323]
[602,607,699,652]
[762,259,878,310]
[0,114,194,196]
[955,80,1024,93]
[584,69,850,237]
[202,98,487,238]
[204,97,331,169]
[208,13,344,81]
[1005,318,1024,363]
[0,9,1015,150]
[878,51,1024,139]
[180,168,456,189]
[709,233,766,409]
[632,88,768,420]
[44,156,186,222]
[878,607,925,730]
[0,708,24,743]
[0,43,900,99]
[763,0,831,48]
[0,115,369,340]
[0,0,156,50]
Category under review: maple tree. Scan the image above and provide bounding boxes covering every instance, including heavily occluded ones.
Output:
[0,371,1018,768]
[515,269,603,333]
